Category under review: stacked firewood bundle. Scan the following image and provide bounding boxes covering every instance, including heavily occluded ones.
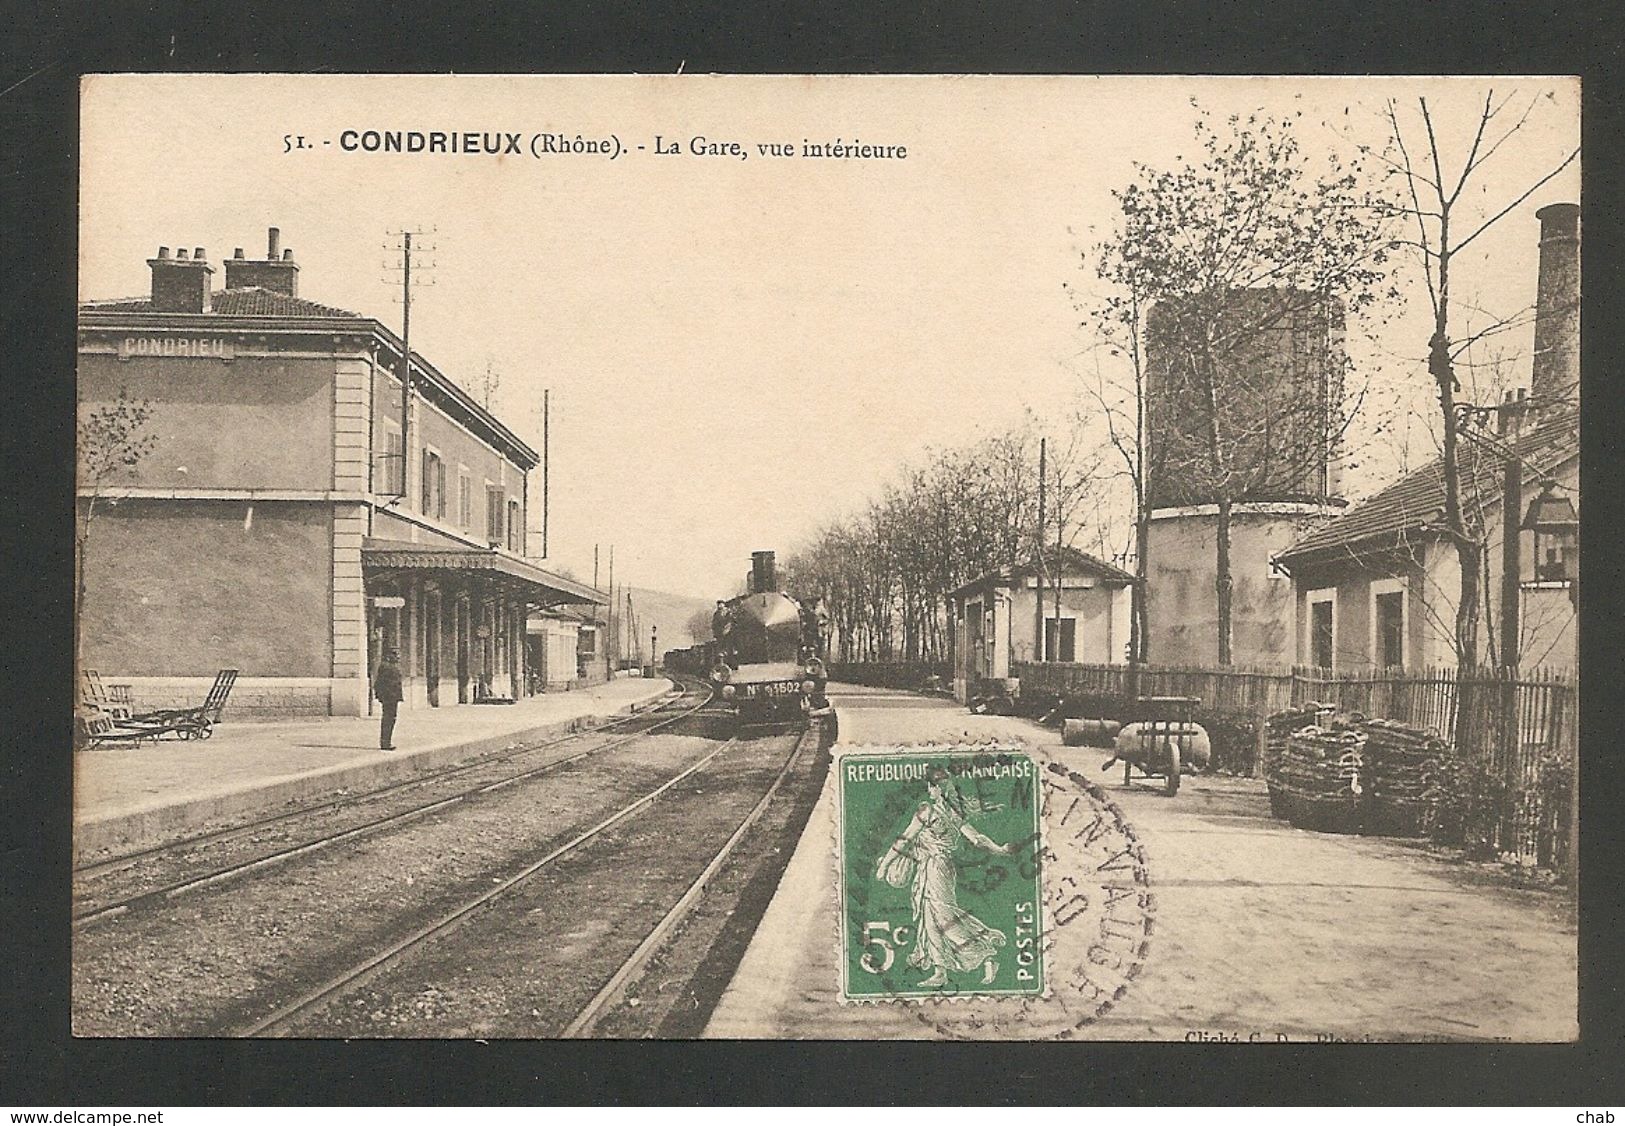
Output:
[1266,713,1368,834]
[1262,704,1332,819]
[1360,717,1448,837]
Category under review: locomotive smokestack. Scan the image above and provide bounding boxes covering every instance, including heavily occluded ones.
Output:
[751,551,777,594]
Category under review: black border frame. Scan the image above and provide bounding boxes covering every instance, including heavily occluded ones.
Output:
[5,0,1623,1105]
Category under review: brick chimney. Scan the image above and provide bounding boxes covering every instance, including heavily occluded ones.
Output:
[222,226,300,296]
[147,245,213,313]
[1531,202,1579,403]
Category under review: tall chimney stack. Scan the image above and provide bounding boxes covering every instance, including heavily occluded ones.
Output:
[148,244,212,313]
[223,225,300,296]
[1532,202,1579,404]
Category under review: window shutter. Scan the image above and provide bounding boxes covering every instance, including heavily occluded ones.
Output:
[382,429,404,495]
[487,486,504,542]
[436,458,447,519]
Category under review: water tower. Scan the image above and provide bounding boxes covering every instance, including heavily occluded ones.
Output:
[1143,288,1348,665]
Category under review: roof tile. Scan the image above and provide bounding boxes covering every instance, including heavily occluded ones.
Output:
[81,286,362,319]
[1279,406,1579,563]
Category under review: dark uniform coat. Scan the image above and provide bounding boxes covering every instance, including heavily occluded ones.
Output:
[372,661,404,703]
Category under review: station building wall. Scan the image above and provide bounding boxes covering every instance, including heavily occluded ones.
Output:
[1004,583,1127,666]
[79,351,335,492]
[369,367,527,548]
[1285,460,1578,673]
[78,500,336,714]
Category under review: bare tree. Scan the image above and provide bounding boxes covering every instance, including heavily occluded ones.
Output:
[1096,106,1393,664]
[480,356,501,410]
[684,606,715,643]
[1376,90,1578,668]
[783,421,1052,667]
[1076,278,1157,662]
[76,390,158,679]
[1033,426,1109,661]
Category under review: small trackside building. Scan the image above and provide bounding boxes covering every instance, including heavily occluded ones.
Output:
[948,546,1135,702]
[78,228,604,718]
[1271,409,1578,672]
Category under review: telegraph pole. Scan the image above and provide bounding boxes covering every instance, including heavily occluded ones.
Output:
[542,388,550,558]
[1500,391,1527,668]
[1036,436,1047,661]
[384,228,435,499]
[401,231,411,489]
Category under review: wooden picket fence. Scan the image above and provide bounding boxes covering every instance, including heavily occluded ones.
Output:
[1012,660,1577,873]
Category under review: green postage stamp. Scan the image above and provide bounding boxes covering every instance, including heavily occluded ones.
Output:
[837,747,1045,1000]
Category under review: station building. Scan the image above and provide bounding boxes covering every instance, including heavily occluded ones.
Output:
[948,547,1135,701]
[526,605,610,691]
[77,228,603,718]
[1274,203,1580,672]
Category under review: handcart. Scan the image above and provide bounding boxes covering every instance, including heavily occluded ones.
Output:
[1103,695,1202,796]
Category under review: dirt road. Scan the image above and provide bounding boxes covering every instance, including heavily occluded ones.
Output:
[706,686,1577,1041]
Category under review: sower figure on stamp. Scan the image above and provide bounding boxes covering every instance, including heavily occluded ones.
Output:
[373,647,403,751]
[876,765,1020,988]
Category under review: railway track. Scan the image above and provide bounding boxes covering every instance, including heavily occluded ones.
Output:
[562,720,818,1037]
[239,721,818,1037]
[72,679,713,926]
[73,691,832,1038]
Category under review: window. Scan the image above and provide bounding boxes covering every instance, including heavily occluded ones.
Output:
[1375,592,1404,669]
[421,448,445,518]
[1044,617,1076,663]
[507,499,522,552]
[378,423,403,496]
[486,485,505,544]
[1370,578,1406,670]
[1308,594,1335,670]
[458,468,472,529]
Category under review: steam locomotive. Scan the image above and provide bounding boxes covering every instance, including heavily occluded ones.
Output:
[708,551,832,725]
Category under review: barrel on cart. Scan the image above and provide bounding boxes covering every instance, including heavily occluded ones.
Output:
[1104,695,1206,796]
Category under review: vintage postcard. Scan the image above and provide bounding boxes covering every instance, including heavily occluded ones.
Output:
[73,74,1579,1042]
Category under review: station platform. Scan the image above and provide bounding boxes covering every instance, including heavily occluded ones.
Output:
[74,676,675,863]
[705,682,1579,1042]
[704,683,1068,1039]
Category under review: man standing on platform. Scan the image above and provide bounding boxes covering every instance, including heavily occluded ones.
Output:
[373,647,403,751]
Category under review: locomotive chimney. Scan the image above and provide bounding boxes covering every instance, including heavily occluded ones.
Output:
[1531,202,1579,405]
[223,225,300,296]
[751,551,777,594]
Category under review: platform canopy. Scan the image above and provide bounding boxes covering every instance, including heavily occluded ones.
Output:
[361,537,605,608]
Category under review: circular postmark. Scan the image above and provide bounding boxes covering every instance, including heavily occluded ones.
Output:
[836,744,1153,1040]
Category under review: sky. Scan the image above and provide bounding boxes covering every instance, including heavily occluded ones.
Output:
[80,75,1580,598]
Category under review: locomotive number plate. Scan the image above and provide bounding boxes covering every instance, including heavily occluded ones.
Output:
[744,681,799,698]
